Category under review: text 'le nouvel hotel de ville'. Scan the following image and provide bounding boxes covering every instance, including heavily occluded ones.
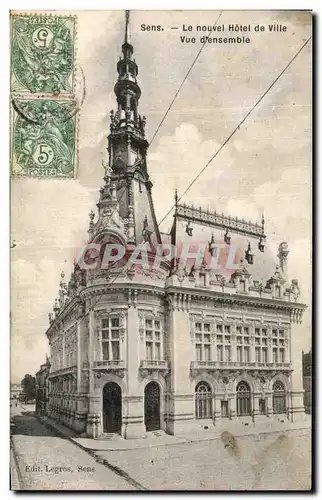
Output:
[39,13,307,439]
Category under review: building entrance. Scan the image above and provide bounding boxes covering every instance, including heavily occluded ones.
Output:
[103,382,122,433]
[144,382,161,431]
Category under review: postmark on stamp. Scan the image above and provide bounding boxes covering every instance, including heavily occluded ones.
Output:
[11,99,77,178]
[10,14,76,94]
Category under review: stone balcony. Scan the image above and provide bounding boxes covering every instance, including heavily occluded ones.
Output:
[139,360,170,377]
[92,360,126,378]
[48,365,77,378]
[190,360,292,376]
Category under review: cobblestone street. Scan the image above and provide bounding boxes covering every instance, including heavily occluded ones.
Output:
[11,404,311,491]
[92,429,311,490]
[10,405,136,491]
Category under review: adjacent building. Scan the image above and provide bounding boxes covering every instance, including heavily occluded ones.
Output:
[44,13,307,439]
[302,349,312,414]
[35,357,51,415]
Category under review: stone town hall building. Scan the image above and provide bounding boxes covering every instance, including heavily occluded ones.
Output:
[43,13,307,439]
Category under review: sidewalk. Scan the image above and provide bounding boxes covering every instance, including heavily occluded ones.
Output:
[39,414,311,452]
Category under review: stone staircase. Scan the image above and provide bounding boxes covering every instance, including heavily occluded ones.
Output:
[97,432,122,441]
[150,430,164,438]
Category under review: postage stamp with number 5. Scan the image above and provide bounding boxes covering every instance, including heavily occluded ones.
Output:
[11,99,77,178]
[10,14,76,95]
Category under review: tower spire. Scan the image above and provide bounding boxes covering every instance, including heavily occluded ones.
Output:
[124,10,130,44]
[104,14,161,246]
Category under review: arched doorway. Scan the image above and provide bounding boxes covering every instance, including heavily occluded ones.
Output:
[273,381,286,414]
[195,381,212,419]
[103,382,122,433]
[236,381,251,416]
[144,382,161,431]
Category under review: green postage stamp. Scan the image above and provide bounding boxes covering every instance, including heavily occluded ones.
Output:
[11,99,77,178]
[10,12,78,178]
[10,14,76,94]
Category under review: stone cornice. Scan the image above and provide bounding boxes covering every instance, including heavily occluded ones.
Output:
[79,282,165,301]
[165,286,307,314]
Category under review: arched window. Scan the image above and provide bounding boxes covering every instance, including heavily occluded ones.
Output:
[273,381,286,414]
[195,381,212,419]
[236,381,251,416]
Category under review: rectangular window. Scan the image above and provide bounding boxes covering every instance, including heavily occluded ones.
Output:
[279,348,285,362]
[237,346,243,362]
[155,342,161,360]
[217,345,223,362]
[276,286,281,298]
[102,341,109,361]
[217,324,223,333]
[262,348,268,363]
[225,346,231,362]
[112,341,120,360]
[255,346,261,363]
[145,318,163,361]
[101,317,121,361]
[244,346,250,362]
[204,344,211,361]
[273,348,278,363]
[195,322,212,362]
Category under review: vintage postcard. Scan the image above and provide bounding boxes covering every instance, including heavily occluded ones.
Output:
[10,10,312,491]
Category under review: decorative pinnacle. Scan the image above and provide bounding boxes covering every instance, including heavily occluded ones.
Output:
[125,10,130,44]
[60,271,65,280]
[174,188,178,206]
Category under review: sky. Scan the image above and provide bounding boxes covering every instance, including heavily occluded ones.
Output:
[10,10,312,382]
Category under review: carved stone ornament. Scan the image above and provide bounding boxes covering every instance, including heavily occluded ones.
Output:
[138,311,146,340]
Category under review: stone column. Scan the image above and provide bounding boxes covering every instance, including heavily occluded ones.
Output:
[167,295,195,435]
[76,313,89,434]
[289,317,306,421]
[231,326,237,362]
[124,301,145,438]
[267,392,273,417]
[86,307,100,437]
[230,394,236,419]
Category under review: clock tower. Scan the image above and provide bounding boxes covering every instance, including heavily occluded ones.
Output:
[106,11,161,247]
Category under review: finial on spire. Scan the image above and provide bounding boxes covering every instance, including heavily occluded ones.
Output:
[125,10,130,44]
[174,188,178,206]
